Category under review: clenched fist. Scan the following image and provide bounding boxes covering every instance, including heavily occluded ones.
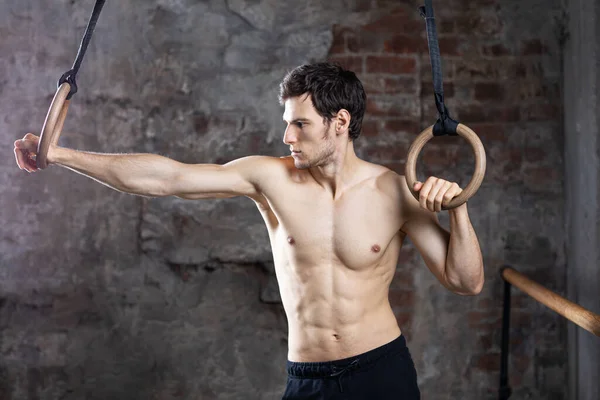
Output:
[14,133,46,173]
[413,176,463,212]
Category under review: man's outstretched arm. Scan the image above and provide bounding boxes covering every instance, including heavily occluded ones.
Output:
[14,132,269,200]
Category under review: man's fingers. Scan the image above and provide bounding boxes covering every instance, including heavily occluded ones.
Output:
[418,179,434,209]
[15,139,37,152]
[427,179,445,212]
[14,147,24,170]
[418,177,464,212]
[26,156,38,172]
[14,136,40,172]
[442,183,461,206]
[435,181,453,212]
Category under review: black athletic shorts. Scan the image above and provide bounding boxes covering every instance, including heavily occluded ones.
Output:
[282,335,420,399]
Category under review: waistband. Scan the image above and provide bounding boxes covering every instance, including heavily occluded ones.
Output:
[286,334,407,379]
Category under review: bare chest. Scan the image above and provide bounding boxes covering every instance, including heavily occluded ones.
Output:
[259,183,404,270]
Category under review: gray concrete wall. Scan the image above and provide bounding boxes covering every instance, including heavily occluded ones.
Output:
[564,0,600,399]
[0,0,572,399]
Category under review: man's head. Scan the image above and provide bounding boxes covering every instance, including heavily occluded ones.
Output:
[278,63,366,169]
[279,63,366,141]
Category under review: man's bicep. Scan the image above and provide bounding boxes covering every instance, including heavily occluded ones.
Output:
[170,156,269,200]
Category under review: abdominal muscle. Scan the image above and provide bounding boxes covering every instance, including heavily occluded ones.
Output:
[278,259,402,363]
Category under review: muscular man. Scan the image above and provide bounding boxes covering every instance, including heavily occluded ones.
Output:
[14,63,483,399]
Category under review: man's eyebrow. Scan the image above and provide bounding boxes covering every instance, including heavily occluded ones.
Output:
[283,117,311,123]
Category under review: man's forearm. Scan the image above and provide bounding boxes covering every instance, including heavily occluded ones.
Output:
[50,147,178,197]
[444,203,484,295]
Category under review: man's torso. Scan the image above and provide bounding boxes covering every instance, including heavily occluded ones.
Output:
[250,156,410,362]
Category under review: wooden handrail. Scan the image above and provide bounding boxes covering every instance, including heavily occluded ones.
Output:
[501,266,600,337]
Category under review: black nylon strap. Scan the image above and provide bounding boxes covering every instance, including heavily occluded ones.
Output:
[58,0,106,100]
[419,0,458,136]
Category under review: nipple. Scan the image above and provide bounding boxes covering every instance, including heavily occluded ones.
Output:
[371,244,381,253]
[287,236,295,245]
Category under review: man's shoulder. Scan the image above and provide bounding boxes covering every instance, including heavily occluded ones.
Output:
[233,155,296,183]
[364,162,413,202]
[363,162,402,188]
[229,155,289,170]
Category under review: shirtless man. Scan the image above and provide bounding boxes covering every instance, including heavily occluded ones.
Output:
[14,63,484,399]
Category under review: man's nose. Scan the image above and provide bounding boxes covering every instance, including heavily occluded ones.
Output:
[283,126,297,145]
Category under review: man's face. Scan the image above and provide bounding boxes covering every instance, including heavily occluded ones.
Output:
[282,95,335,169]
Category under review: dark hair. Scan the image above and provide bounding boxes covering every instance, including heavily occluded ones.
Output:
[278,62,367,141]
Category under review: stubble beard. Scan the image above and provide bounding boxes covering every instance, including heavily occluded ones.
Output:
[294,124,336,170]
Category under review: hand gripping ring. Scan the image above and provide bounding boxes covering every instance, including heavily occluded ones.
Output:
[36,82,71,169]
[405,123,486,210]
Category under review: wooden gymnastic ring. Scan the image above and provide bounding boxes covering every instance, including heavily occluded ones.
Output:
[36,82,71,169]
[405,123,486,210]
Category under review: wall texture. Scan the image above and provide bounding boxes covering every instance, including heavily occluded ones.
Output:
[0,0,569,399]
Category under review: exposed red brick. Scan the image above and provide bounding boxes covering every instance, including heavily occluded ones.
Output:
[510,294,532,309]
[458,104,520,123]
[362,8,418,34]
[478,333,494,350]
[347,30,386,53]
[523,166,560,188]
[420,145,462,168]
[520,103,561,122]
[367,96,420,119]
[474,82,505,101]
[330,25,348,55]
[420,56,456,82]
[523,147,546,163]
[327,55,364,74]
[363,142,409,161]
[455,13,504,36]
[363,75,418,95]
[438,36,461,56]
[421,81,455,98]
[384,34,425,54]
[511,310,534,327]
[474,320,503,332]
[510,59,544,79]
[481,43,512,56]
[438,20,455,34]
[477,297,495,309]
[454,58,509,81]
[381,160,407,173]
[474,353,501,371]
[466,123,505,143]
[360,119,379,137]
[512,355,531,373]
[384,119,421,134]
[468,310,501,327]
[366,55,417,74]
[490,148,523,165]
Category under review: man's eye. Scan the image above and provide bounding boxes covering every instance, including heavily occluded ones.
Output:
[295,122,304,128]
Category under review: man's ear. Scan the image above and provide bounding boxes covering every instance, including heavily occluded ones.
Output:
[335,109,351,134]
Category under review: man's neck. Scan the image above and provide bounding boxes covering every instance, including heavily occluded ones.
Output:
[308,141,361,200]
